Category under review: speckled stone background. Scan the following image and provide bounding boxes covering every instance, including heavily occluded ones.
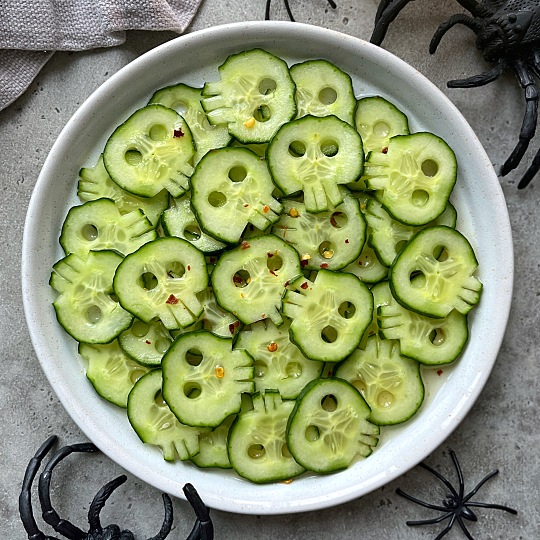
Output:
[1,1,538,538]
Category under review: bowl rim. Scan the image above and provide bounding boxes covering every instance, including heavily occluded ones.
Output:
[22,20,514,514]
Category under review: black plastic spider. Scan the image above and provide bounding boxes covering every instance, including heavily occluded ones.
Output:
[396,450,517,539]
[264,0,337,22]
[19,435,214,540]
[371,0,540,188]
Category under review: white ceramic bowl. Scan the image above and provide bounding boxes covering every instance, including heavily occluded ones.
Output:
[22,21,513,515]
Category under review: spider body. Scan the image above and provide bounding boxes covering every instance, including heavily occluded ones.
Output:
[396,450,517,539]
[371,0,540,188]
[19,435,213,540]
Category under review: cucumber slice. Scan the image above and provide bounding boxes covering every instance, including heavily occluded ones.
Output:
[375,281,469,365]
[161,330,254,427]
[149,83,231,163]
[191,415,235,469]
[286,378,379,473]
[127,369,205,461]
[228,390,305,483]
[103,104,195,198]
[78,154,168,227]
[50,250,133,344]
[113,237,208,330]
[235,318,324,399]
[365,199,457,267]
[267,115,364,212]
[354,96,409,154]
[80,340,151,408]
[190,147,283,243]
[162,193,226,253]
[390,226,482,318]
[363,132,457,225]
[272,188,366,271]
[118,318,174,367]
[335,336,424,425]
[283,270,373,362]
[202,48,296,143]
[290,59,356,125]
[60,198,157,257]
[342,242,389,284]
[210,235,302,326]
[196,287,240,339]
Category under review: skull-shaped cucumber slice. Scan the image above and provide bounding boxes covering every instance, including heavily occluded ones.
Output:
[113,237,208,330]
[228,390,305,483]
[128,369,205,461]
[211,235,302,326]
[161,330,254,427]
[103,104,195,198]
[286,378,379,473]
[267,115,364,213]
[335,336,425,426]
[50,250,133,344]
[389,226,482,318]
[201,48,296,143]
[191,147,283,244]
[273,187,366,270]
[283,269,373,362]
[290,59,356,124]
[363,132,457,225]
[60,198,157,257]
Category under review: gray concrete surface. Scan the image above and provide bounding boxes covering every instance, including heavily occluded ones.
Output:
[1,1,538,538]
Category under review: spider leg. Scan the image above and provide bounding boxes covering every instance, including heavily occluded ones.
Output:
[395,488,450,513]
[370,0,416,45]
[500,59,538,177]
[38,442,99,540]
[19,435,60,540]
[146,494,174,540]
[433,514,457,540]
[516,51,540,188]
[184,483,214,540]
[449,450,465,500]
[456,515,476,540]
[462,467,518,514]
[454,0,492,18]
[265,0,294,21]
[406,511,453,526]
[429,14,484,54]
[418,461,460,499]
[446,60,508,88]
[88,474,127,534]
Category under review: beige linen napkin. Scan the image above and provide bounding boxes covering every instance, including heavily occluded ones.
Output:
[0,0,203,111]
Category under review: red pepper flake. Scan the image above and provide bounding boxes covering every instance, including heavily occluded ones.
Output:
[320,263,329,269]
[267,341,278,352]
[267,251,274,258]
[173,128,184,138]
[241,241,250,250]
[145,340,151,344]
[345,239,349,244]
[187,265,191,271]
[166,294,179,305]
[263,205,270,213]
[228,322,239,334]
[300,282,309,290]
[358,260,364,266]
[437,369,444,376]
[284,280,290,287]
[233,275,243,284]
[244,203,249,208]
[269,269,277,276]
[208,256,217,264]
[382,146,388,154]
[300,259,309,268]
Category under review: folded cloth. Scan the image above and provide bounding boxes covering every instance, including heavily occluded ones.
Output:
[0,0,203,111]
